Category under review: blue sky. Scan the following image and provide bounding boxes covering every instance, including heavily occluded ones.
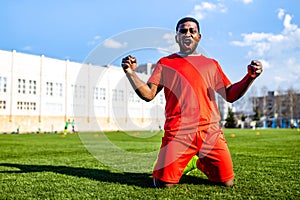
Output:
[1,0,300,93]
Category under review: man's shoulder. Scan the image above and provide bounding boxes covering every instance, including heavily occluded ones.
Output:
[155,53,178,65]
[161,53,180,60]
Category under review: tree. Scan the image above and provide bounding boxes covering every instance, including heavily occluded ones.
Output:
[253,107,260,121]
[261,86,268,118]
[225,107,236,128]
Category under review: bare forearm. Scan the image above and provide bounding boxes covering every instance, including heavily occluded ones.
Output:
[126,70,155,102]
[225,74,254,103]
[221,60,263,103]
[122,55,157,102]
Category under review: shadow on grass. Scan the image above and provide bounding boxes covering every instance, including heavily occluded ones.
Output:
[0,163,211,188]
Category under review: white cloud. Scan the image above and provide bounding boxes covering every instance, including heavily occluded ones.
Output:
[231,12,299,55]
[260,59,271,69]
[103,39,128,49]
[231,10,300,91]
[242,0,253,4]
[283,14,298,32]
[277,8,285,20]
[190,1,227,20]
[195,2,216,11]
[87,35,101,46]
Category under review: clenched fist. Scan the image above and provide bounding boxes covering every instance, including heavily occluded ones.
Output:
[247,60,263,79]
[121,55,137,73]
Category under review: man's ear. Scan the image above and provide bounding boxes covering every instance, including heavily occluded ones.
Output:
[175,34,179,43]
[195,33,202,42]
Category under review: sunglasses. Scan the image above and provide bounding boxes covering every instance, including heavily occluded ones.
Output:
[178,28,198,34]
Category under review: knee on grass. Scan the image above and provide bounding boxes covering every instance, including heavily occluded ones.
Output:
[222,179,234,187]
[211,179,234,187]
[153,178,176,188]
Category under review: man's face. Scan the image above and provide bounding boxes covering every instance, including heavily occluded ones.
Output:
[175,21,201,55]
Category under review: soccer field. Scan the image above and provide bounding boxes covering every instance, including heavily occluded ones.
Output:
[0,129,299,199]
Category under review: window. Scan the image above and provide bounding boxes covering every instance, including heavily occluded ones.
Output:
[99,88,106,100]
[93,87,99,100]
[79,85,86,98]
[46,82,53,96]
[128,91,140,103]
[129,91,134,102]
[17,79,37,95]
[54,83,63,97]
[17,101,22,110]
[118,90,124,102]
[17,101,36,110]
[71,84,77,98]
[71,84,85,99]
[112,89,117,101]
[47,82,63,97]
[0,76,7,93]
[0,100,6,109]
[18,79,26,94]
[28,80,37,95]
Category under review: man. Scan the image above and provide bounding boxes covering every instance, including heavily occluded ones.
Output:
[121,17,262,188]
[64,119,70,135]
[72,119,76,133]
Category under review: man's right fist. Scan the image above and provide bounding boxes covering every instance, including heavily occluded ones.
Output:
[247,60,262,79]
[121,55,137,73]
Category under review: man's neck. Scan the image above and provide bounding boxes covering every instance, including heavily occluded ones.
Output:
[176,52,200,57]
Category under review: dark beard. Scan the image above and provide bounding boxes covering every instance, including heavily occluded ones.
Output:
[179,43,198,55]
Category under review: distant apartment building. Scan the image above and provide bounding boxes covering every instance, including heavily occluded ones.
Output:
[254,91,300,128]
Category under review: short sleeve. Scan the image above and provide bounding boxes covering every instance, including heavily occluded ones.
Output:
[213,60,231,91]
[147,61,163,87]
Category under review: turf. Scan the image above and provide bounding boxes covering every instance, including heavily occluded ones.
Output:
[0,129,299,199]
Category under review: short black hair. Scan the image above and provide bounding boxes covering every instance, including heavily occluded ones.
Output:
[176,17,200,32]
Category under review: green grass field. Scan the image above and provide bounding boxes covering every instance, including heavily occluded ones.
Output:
[0,129,299,199]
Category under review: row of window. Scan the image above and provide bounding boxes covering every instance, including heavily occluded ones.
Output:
[0,100,36,111]
[94,88,141,102]
[0,76,164,104]
[94,87,106,100]
[71,84,86,99]
[18,79,37,95]
[0,76,64,97]
[0,95,164,111]
[129,91,140,103]
[46,82,62,97]
[0,76,61,97]
[112,89,125,102]
[17,101,36,110]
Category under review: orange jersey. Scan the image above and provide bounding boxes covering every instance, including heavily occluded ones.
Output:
[148,53,231,135]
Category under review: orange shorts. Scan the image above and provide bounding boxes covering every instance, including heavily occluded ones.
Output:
[152,129,234,183]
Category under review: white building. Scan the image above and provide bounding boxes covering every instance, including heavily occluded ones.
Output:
[0,49,165,133]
